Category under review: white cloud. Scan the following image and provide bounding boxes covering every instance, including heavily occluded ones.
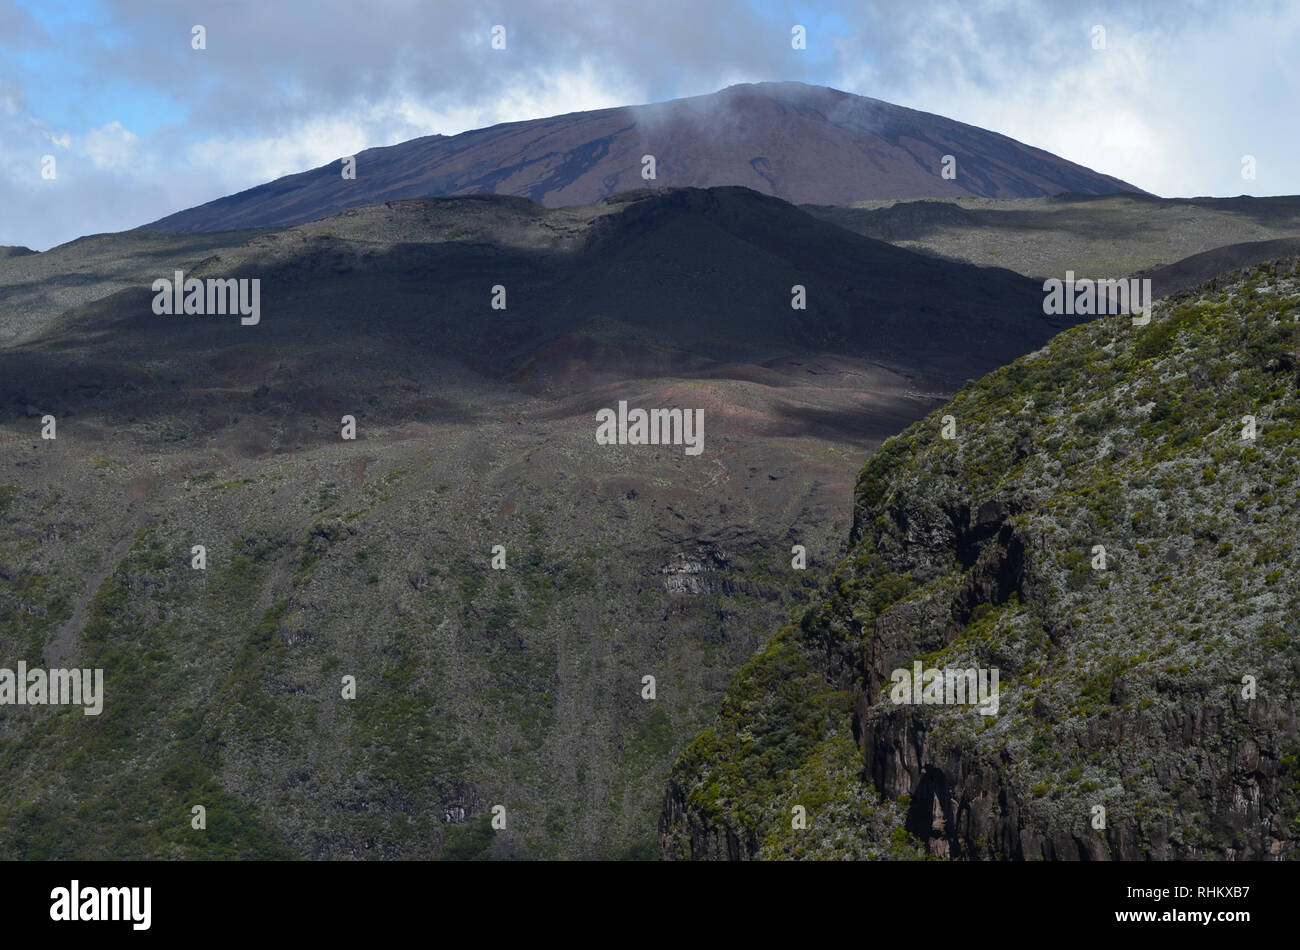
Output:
[176,64,640,206]
[81,120,142,170]
[184,115,375,187]
[834,5,1300,198]
[4,0,1300,249]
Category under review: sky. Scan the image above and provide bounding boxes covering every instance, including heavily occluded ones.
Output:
[2,0,1298,251]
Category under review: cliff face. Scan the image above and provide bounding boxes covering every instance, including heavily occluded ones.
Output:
[662,259,1300,860]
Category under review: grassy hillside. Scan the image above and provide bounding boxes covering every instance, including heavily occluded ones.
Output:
[0,410,851,859]
[662,256,1300,860]
[806,194,1300,281]
[5,189,989,859]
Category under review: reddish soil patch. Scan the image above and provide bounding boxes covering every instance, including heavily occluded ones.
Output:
[350,456,373,488]
[397,422,434,440]
[127,475,157,501]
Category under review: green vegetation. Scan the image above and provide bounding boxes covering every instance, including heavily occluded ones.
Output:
[440,815,495,860]
[0,484,21,516]
[0,527,295,858]
[664,259,1300,860]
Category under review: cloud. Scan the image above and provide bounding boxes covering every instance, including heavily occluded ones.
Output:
[82,121,141,169]
[0,0,1298,249]
[834,1,1300,198]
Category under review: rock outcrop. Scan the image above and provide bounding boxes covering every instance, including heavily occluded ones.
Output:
[662,258,1300,860]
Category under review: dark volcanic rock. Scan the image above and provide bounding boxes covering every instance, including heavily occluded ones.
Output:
[662,259,1300,861]
[149,82,1143,234]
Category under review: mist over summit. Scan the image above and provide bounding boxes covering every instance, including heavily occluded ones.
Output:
[149,83,1144,235]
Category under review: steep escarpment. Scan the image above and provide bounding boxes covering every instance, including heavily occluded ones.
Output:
[662,258,1300,860]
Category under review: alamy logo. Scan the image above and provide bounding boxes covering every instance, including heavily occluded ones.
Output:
[50,880,151,930]
[889,662,1000,715]
[0,663,103,715]
[1042,271,1152,325]
[595,400,704,456]
[151,270,260,325]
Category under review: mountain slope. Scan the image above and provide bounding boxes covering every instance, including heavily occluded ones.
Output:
[661,256,1300,860]
[148,83,1143,234]
[805,194,1300,280]
[1137,236,1300,299]
[3,188,1069,413]
[2,187,1074,860]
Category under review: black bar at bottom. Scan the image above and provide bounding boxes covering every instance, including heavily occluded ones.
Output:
[1,859,1287,936]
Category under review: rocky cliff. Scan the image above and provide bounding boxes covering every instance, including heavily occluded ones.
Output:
[662,258,1300,860]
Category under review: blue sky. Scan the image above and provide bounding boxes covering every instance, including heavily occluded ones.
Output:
[3,0,1299,250]
[11,0,182,133]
